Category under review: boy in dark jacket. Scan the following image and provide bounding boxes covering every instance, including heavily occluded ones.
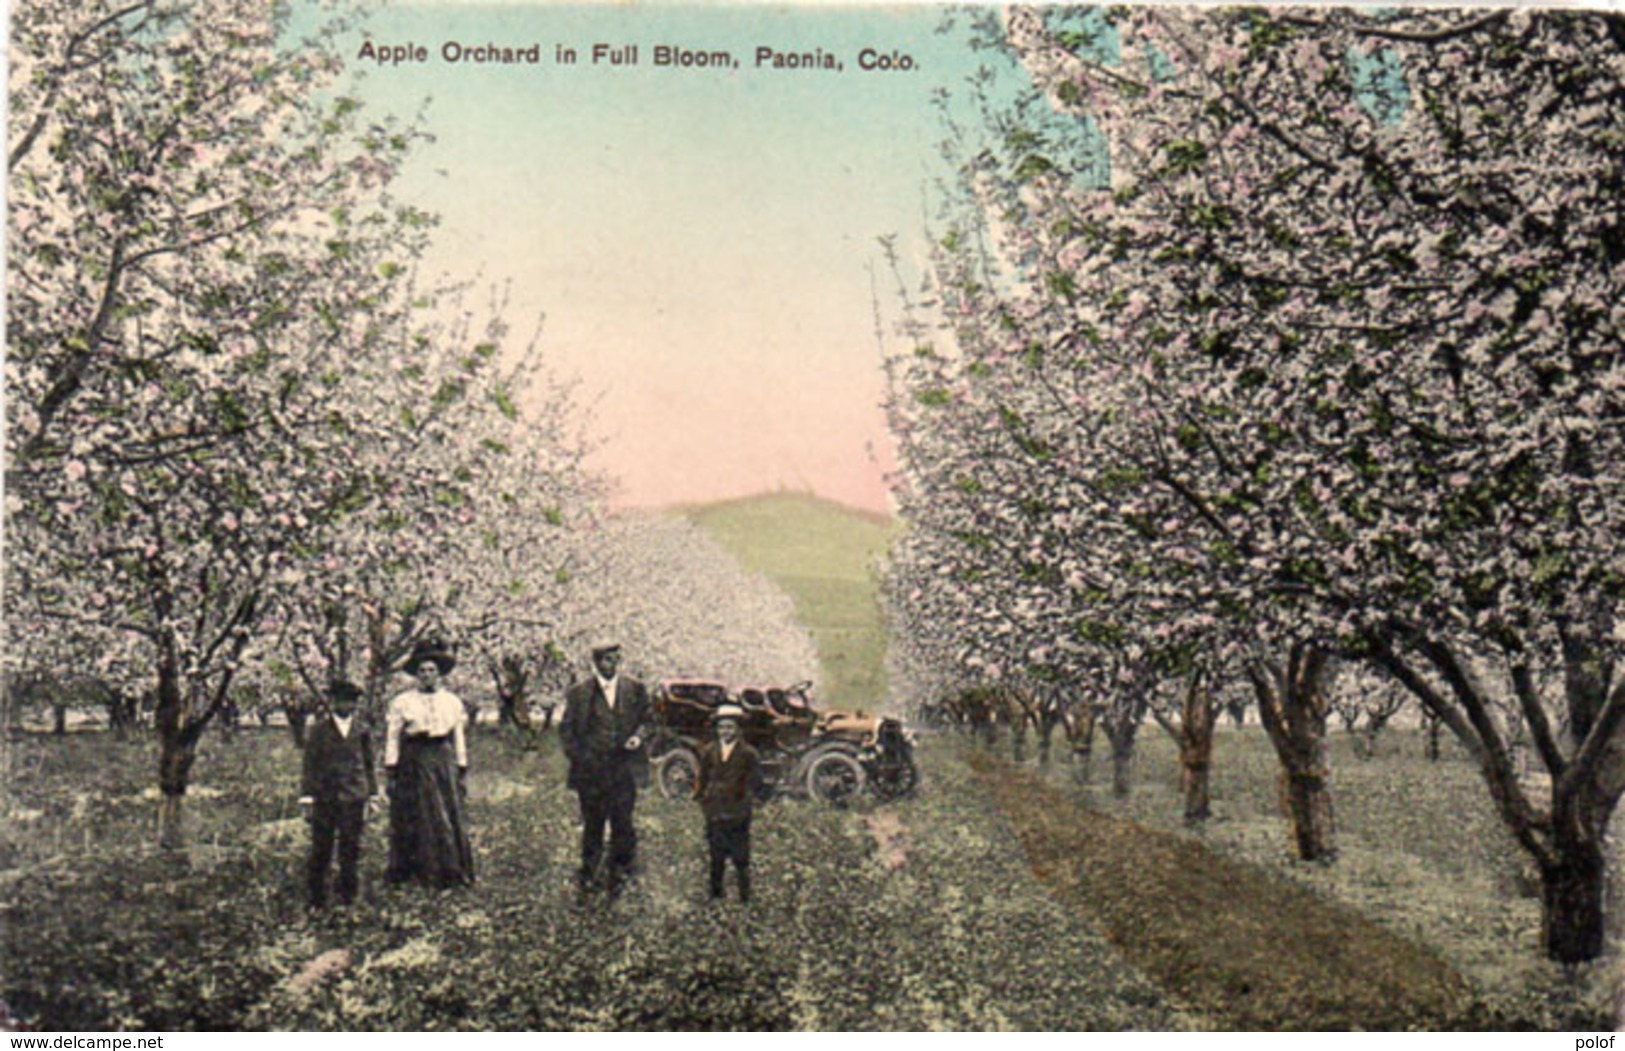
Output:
[299,680,378,911]
[693,704,761,903]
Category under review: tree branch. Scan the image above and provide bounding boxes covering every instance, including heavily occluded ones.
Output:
[8,0,156,170]
[1278,9,1510,45]
[1561,674,1625,810]
[19,238,129,465]
[1509,658,1566,779]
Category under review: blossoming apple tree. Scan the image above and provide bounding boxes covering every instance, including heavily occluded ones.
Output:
[554,513,818,692]
[4,0,538,845]
[261,295,604,727]
[894,5,1624,960]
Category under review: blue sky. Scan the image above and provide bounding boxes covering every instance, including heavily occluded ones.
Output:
[316,1,1013,512]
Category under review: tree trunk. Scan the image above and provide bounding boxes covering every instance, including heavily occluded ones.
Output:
[1421,707,1442,761]
[107,692,134,741]
[1070,702,1097,785]
[1279,768,1337,862]
[1110,732,1135,798]
[1038,708,1060,766]
[1179,681,1216,824]
[1541,833,1607,963]
[1073,742,1095,785]
[158,794,187,851]
[1372,626,1625,964]
[1358,718,1385,760]
[973,705,996,749]
[154,653,200,850]
[157,734,199,850]
[1607,812,1624,954]
[497,688,522,728]
[1348,725,1374,761]
[1250,644,1338,863]
[1181,750,1211,823]
[495,656,531,732]
[1103,686,1147,800]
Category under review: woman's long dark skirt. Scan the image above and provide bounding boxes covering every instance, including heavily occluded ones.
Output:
[387,735,475,887]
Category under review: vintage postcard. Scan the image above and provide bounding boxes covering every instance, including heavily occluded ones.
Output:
[5,0,1624,1034]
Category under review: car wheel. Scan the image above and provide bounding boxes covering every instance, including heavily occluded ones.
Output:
[805,749,865,808]
[656,747,700,801]
[871,756,919,802]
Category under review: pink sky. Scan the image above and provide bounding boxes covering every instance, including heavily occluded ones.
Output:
[578,348,898,514]
[351,3,968,516]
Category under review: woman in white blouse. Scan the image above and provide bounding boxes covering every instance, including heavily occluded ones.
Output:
[383,639,475,887]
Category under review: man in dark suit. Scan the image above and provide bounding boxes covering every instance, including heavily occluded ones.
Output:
[299,679,378,911]
[560,641,650,897]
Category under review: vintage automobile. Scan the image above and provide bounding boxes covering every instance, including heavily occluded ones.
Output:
[788,687,920,803]
[647,679,918,806]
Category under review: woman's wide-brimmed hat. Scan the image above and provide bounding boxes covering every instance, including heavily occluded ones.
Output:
[406,638,456,676]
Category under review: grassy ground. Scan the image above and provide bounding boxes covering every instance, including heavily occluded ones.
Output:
[3,724,1616,1030]
[1011,723,1623,1029]
[970,749,1475,1029]
[683,493,895,711]
[1,729,1178,1031]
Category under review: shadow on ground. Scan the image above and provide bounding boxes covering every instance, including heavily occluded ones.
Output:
[969,750,1481,1030]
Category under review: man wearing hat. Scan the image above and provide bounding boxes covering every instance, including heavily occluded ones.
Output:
[560,641,651,897]
[693,703,762,903]
[299,679,378,911]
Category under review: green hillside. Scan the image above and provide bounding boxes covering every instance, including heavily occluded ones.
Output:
[683,492,896,711]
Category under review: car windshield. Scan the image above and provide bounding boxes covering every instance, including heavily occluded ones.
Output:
[668,683,729,708]
[768,689,810,715]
